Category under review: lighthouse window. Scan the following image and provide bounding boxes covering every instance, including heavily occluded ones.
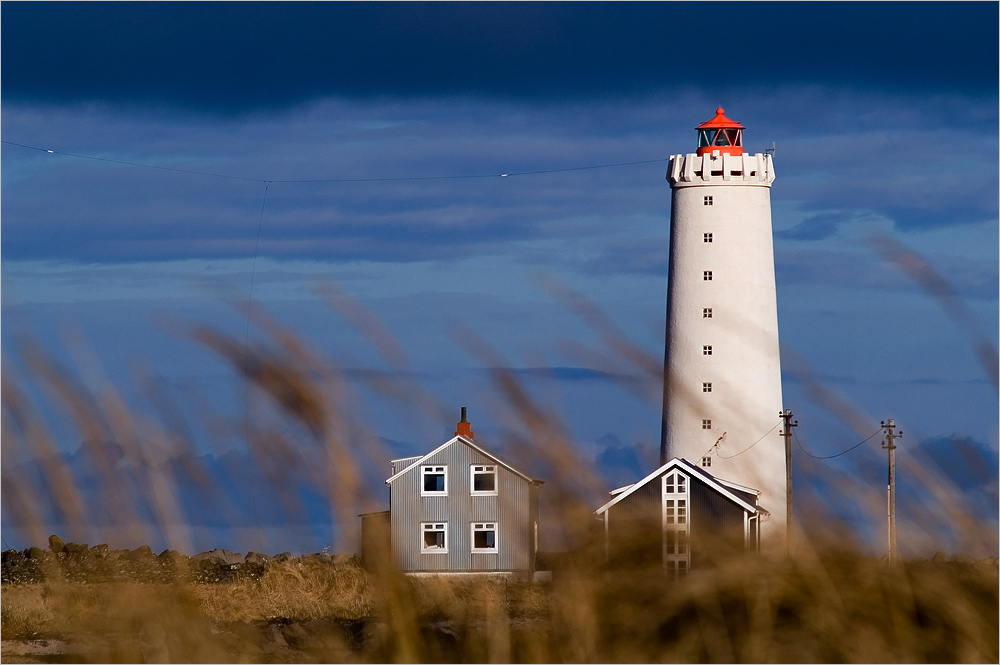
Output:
[701,456,712,468]
[698,129,717,148]
[703,383,712,393]
[704,233,713,243]
[703,308,713,318]
[703,345,712,355]
[702,419,712,429]
[703,196,713,206]
[703,271,713,281]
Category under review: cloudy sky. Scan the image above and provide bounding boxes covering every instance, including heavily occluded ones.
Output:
[2,3,997,553]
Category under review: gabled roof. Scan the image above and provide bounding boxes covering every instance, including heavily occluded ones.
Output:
[385,435,542,485]
[595,457,758,516]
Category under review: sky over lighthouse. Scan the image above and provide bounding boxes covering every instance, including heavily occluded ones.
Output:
[1,2,997,554]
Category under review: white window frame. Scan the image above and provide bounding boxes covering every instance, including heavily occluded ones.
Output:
[420,465,447,496]
[663,471,691,579]
[470,465,498,496]
[421,522,448,553]
[471,522,498,553]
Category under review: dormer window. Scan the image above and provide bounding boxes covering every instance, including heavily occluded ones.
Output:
[421,466,447,496]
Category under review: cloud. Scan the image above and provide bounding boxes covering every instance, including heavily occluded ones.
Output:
[4,89,995,270]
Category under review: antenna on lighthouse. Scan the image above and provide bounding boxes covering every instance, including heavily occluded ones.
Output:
[765,141,776,157]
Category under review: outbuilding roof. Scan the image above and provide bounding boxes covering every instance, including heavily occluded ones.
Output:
[595,457,759,515]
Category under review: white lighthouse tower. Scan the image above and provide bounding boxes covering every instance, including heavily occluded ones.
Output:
[660,108,785,549]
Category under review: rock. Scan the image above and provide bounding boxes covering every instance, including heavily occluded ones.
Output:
[282,621,309,648]
[27,546,47,560]
[128,545,154,560]
[264,620,289,647]
[301,552,331,565]
[92,544,109,558]
[48,535,65,553]
[273,552,294,563]
[191,548,245,567]
[245,551,271,566]
[63,542,89,555]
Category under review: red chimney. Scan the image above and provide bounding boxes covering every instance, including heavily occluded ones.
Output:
[455,406,474,439]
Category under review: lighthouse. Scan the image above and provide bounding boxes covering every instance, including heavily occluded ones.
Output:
[660,108,785,549]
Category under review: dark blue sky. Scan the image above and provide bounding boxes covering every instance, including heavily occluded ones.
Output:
[4,2,996,108]
[2,2,997,555]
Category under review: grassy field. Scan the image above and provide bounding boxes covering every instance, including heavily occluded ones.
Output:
[2,283,997,662]
[2,547,997,663]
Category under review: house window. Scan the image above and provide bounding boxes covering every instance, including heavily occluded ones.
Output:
[421,466,447,496]
[703,308,712,318]
[703,345,712,355]
[702,382,712,393]
[421,523,447,553]
[703,271,713,281]
[704,196,713,206]
[702,419,712,429]
[701,456,711,467]
[663,471,690,578]
[471,522,498,552]
[471,465,497,495]
[704,233,713,243]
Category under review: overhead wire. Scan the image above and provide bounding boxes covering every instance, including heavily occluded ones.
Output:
[1,139,669,184]
[794,426,883,460]
[714,420,781,460]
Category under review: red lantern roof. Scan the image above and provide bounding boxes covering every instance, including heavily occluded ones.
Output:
[696,107,744,130]
[695,108,744,156]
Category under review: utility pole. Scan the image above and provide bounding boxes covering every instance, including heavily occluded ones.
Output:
[779,409,797,555]
[881,419,901,564]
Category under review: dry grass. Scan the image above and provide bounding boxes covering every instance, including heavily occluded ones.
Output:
[2,274,997,662]
[190,558,376,622]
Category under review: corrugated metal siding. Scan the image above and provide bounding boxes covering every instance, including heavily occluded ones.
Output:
[606,476,661,564]
[389,439,536,572]
[690,476,747,567]
[360,511,390,572]
[391,456,422,475]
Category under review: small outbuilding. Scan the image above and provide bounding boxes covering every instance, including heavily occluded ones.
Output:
[595,457,763,577]
[363,408,543,574]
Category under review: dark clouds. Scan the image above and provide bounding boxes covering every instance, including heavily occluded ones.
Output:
[4,91,997,267]
[2,3,997,111]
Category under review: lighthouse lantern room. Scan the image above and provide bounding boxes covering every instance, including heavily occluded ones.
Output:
[696,107,744,156]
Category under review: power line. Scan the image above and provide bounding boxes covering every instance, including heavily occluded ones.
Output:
[793,427,882,460]
[715,420,781,460]
[1,140,265,183]
[2,139,669,184]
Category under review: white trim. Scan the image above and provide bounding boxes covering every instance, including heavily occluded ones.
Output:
[470,522,498,553]
[609,483,634,496]
[662,471,691,577]
[386,435,537,485]
[420,465,448,497]
[595,457,758,516]
[421,522,448,553]
[470,465,498,496]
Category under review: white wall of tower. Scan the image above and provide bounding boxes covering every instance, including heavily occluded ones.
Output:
[662,150,786,549]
